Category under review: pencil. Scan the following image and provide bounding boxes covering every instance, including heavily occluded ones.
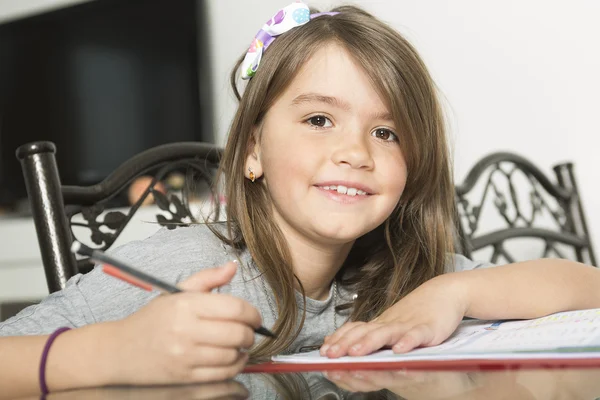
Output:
[71,241,276,338]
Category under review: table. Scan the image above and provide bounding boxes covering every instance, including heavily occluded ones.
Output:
[19,366,600,399]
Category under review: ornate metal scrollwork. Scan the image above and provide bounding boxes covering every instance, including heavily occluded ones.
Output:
[67,159,219,271]
[455,154,595,266]
[457,163,567,237]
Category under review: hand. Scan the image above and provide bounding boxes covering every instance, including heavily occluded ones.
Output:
[40,380,249,400]
[105,262,261,385]
[325,369,543,400]
[320,274,467,358]
[324,369,477,398]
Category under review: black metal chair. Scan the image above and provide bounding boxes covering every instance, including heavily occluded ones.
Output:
[15,143,596,296]
[16,141,222,293]
[455,152,596,266]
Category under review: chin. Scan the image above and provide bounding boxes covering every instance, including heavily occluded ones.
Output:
[313,225,372,244]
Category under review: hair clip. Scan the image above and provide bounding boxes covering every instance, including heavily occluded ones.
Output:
[241,1,339,79]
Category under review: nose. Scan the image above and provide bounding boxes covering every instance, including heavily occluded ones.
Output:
[330,130,374,169]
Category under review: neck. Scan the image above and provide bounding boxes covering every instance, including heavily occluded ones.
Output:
[277,225,354,301]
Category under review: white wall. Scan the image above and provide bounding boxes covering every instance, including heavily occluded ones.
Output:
[206,0,600,255]
[1,0,598,259]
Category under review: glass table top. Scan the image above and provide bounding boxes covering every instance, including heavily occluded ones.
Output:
[28,366,600,399]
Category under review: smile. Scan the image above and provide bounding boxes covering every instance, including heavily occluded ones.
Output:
[314,185,372,204]
[320,185,368,196]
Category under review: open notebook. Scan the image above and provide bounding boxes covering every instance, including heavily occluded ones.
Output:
[272,308,600,364]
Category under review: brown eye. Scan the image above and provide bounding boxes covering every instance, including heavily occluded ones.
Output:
[372,128,397,142]
[307,115,332,128]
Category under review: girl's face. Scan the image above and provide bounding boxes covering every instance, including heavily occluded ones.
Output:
[246,44,407,247]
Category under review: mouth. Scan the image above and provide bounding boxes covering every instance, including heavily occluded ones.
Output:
[314,184,373,197]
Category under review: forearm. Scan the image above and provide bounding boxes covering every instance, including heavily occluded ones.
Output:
[454,259,600,320]
[0,322,119,399]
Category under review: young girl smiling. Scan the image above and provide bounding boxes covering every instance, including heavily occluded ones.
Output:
[1,2,599,397]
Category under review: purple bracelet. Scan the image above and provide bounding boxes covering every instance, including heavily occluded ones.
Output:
[39,327,71,395]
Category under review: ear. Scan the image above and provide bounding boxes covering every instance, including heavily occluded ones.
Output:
[244,128,264,181]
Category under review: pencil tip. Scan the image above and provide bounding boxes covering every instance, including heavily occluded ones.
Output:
[255,326,277,338]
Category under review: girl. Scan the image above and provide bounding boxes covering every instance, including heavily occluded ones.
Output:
[1,2,599,397]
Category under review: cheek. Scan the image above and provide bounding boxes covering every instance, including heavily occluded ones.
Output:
[382,154,408,199]
[390,176,407,205]
[263,149,306,178]
[261,133,317,178]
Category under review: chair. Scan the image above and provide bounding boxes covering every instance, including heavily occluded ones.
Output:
[455,152,596,266]
[16,141,223,293]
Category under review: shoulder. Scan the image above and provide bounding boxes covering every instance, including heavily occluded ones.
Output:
[448,253,496,273]
[107,223,234,282]
[116,222,225,249]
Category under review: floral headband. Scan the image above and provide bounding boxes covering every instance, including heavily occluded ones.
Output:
[241,1,339,80]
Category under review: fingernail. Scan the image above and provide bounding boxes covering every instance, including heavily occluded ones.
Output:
[320,344,329,354]
[330,344,340,354]
[393,342,405,352]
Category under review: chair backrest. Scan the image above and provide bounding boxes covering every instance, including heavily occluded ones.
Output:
[16,141,222,293]
[455,152,596,266]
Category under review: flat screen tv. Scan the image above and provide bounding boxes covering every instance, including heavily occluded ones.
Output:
[0,0,213,210]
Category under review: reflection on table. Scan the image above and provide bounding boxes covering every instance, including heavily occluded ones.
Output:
[22,367,600,399]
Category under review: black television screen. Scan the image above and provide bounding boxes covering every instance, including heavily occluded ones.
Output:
[0,0,213,209]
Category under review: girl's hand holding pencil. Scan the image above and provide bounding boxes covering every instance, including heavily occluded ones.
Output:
[105,261,259,384]
[71,242,275,339]
[69,241,274,385]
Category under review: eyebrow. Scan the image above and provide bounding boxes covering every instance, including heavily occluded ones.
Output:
[290,92,394,122]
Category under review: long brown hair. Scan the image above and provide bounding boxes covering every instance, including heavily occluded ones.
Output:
[209,5,455,360]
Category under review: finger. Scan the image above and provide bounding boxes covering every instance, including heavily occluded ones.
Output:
[174,292,262,328]
[179,262,237,292]
[323,370,359,392]
[189,353,249,383]
[190,320,255,349]
[347,322,413,356]
[187,345,244,367]
[338,371,384,393]
[393,324,435,353]
[323,321,365,345]
[355,370,405,388]
[323,323,382,358]
[320,322,368,355]
[324,370,384,393]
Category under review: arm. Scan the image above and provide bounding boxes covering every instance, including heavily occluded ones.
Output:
[0,323,116,399]
[322,258,600,358]
[325,368,600,399]
[0,263,258,399]
[459,258,600,320]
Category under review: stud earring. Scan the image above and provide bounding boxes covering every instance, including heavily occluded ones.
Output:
[248,167,256,183]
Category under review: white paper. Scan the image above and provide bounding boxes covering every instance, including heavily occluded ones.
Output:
[273,308,600,363]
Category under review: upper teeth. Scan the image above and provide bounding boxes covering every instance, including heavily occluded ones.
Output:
[322,185,367,196]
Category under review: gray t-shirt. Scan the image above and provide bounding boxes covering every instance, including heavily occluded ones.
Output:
[0,224,492,353]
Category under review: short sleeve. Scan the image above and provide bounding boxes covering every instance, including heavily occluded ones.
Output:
[450,253,497,273]
[0,224,230,337]
[0,273,101,336]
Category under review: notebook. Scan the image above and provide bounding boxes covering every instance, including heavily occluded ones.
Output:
[272,308,600,364]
